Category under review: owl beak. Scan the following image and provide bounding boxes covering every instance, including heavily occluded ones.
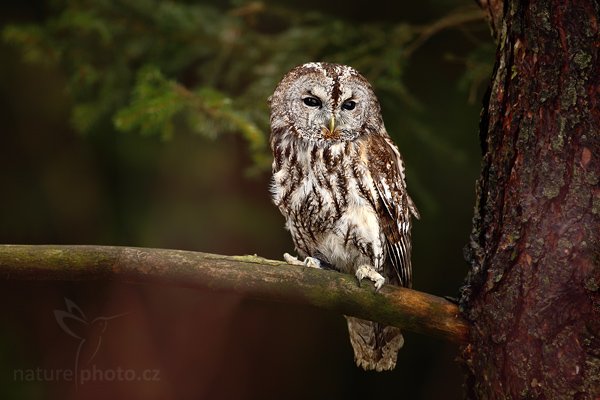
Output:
[329,116,336,134]
[322,115,339,139]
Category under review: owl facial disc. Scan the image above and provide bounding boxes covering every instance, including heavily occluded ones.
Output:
[269,62,383,143]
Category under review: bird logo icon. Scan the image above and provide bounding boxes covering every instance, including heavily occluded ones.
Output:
[54,298,129,387]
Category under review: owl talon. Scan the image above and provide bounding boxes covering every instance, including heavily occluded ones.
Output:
[303,257,322,269]
[355,265,385,291]
[283,253,322,269]
[283,253,303,266]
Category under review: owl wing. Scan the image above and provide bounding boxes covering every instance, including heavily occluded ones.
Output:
[366,135,419,288]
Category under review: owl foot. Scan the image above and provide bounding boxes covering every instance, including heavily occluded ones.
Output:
[355,265,385,291]
[283,253,302,265]
[283,253,322,269]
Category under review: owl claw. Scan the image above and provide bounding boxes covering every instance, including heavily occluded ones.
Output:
[283,253,303,266]
[303,257,322,269]
[283,253,322,269]
[355,265,385,291]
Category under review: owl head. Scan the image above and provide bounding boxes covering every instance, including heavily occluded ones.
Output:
[269,62,384,143]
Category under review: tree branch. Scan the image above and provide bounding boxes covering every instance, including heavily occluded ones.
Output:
[0,244,468,343]
[404,5,487,57]
[476,0,504,40]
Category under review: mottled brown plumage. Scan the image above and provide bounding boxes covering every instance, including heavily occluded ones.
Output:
[269,62,419,371]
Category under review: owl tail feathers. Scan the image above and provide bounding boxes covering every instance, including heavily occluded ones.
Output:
[345,316,404,372]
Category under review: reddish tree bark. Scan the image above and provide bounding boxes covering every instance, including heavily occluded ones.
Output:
[461,0,600,398]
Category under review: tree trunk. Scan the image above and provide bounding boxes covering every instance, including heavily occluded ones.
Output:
[461,0,600,399]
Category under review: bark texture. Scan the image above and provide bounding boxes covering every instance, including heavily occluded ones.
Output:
[461,0,600,398]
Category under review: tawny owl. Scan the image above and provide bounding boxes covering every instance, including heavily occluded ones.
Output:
[268,62,419,371]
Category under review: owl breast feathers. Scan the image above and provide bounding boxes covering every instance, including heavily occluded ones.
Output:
[269,62,419,371]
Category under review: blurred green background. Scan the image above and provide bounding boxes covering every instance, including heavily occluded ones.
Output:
[0,0,493,399]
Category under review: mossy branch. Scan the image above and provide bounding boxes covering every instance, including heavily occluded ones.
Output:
[0,244,468,343]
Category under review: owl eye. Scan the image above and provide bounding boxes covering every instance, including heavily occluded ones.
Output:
[341,100,356,110]
[303,97,322,108]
